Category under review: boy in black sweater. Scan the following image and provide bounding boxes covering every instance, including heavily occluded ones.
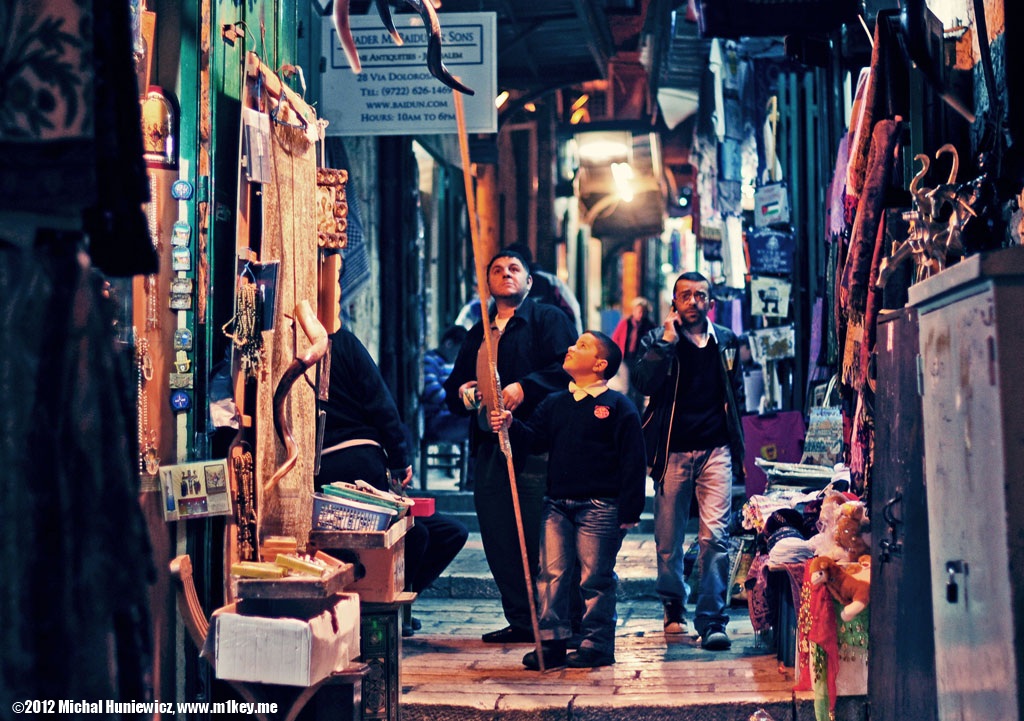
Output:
[490,331,647,669]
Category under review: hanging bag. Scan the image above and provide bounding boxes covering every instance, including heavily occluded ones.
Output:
[800,375,843,467]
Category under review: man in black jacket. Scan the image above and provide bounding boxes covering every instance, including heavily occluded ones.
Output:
[631,272,744,651]
[444,249,578,643]
[316,328,468,635]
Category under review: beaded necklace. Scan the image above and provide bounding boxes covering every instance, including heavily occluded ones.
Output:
[233,449,257,561]
[135,330,160,476]
[222,280,265,379]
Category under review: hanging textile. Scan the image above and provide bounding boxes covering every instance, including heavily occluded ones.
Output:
[0,237,153,710]
[839,119,901,388]
[0,1,156,277]
[240,53,321,542]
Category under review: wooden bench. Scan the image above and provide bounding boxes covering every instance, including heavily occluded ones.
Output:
[169,554,368,721]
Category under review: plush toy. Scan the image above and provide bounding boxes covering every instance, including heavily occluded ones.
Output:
[809,555,870,622]
[834,502,870,562]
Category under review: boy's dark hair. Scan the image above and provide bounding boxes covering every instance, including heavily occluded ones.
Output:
[487,249,532,275]
[587,330,622,380]
[440,324,467,347]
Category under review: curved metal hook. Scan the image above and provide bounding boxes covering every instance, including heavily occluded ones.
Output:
[935,143,959,184]
[375,0,404,45]
[404,0,475,95]
[333,0,362,73]
[265,301,329,494]
[909,153,931,199]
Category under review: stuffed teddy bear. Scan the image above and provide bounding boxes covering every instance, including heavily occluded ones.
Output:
[809,555,870,622]
[834,502,870,562]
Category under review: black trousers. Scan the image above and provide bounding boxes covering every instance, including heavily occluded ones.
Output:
[474,444,547,631]
[316,445,468,594]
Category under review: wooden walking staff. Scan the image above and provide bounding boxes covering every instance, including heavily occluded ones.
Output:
[453,87,546,671]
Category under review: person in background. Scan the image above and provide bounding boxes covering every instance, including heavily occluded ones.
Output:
[444,249,578,644]
[316,328,468,636]
[490,331,646,669]
[631,271,744,651]
[611,297,657,410]
[422,324,474,486]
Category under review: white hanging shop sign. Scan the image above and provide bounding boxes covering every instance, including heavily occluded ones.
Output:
[321,12,497,136]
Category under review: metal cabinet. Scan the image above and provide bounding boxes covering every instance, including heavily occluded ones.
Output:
[909,248,1024,721]
[870,307,937,721]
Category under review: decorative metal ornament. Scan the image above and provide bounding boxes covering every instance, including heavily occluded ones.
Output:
[174,351,191,374]
[171,221,192,246]
[171,245,191,271]
[174,328,194,351]
[169,373,193,389]
[170,390,192,412]
[169,293,192,310]
[171,179,193,200]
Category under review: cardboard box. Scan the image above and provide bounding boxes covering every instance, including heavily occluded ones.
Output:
[309,517,411,603]
[212,593,360,687]
[348,537,405,602]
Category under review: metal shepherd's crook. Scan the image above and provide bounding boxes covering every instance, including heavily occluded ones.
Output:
[452,86,545,672]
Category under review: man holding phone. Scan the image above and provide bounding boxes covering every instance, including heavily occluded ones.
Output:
[631,272,744,651]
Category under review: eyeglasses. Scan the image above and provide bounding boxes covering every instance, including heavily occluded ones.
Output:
[674,290,709,303]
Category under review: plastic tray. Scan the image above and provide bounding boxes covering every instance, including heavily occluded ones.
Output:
[312,493,397,532]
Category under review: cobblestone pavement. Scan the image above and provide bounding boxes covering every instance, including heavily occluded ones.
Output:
[397,476,865,720]
[397,532,835,721]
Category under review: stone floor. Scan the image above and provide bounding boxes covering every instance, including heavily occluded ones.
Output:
[395,473,866,720]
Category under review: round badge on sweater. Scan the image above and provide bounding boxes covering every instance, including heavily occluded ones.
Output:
[594,406,610,419]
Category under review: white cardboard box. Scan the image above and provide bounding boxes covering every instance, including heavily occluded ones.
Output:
[212,593,360,687]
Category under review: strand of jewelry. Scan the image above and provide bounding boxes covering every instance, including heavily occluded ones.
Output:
[136,333,160,476]
[146,174,161,331]
[233,450,256,561]
[235,282,265,379]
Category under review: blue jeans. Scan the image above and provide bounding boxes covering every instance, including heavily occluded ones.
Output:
[654,446,732,635]
[536,497,625,658]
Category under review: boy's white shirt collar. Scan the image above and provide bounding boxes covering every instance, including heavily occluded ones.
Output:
[683,320,717,348]
[568,380,609,401]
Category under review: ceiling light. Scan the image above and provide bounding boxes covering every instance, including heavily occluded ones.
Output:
[571,94,589,111]
[569,108,589,125]
[611,162,635,203]
[523,102,536,112]
[576,131,631,164]
[494,91,509,109]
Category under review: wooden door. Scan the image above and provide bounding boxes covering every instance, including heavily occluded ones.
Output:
[870,307,936,721]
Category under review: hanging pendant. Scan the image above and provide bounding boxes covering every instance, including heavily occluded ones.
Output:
[144,445,161,476]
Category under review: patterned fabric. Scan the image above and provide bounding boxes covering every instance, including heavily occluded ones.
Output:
[0,237,153,708]
[0,1,156,276]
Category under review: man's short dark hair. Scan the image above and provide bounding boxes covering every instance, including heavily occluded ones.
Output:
[487,249,531,275]
[587,330,622,380]
[675,271,710,288]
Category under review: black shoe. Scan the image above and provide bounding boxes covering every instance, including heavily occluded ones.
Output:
[663,600,687,635]
[481,626,534,644]
[401,622,415,638]
[410,616,422,631]
[700,624,731,650]
[522,641,567,670]
[566,648,615,668]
